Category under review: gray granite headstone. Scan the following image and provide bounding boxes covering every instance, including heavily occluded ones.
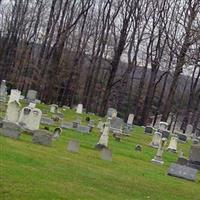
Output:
[26,90,37,102]
[76,125,90,134]
[176,157,188,166]
[144,126,153,134]
[188,144,200,170]
[72,120,81,128]
[0,80,7,102]
[1,121,21,139]
[107,108,117,118]
[60,121,73,129]
[55,112,64,119]
[41,117,54,126]
[32,130,52,145]
[168,163,198,181]
[100,148,112,161]
[67,140,80,153]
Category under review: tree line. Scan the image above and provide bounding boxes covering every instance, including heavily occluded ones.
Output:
[0,0,199,131]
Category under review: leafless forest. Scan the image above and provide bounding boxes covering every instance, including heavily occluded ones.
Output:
[0,0,199,130]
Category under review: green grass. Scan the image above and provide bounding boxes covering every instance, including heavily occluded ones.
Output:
[0,104,199,200]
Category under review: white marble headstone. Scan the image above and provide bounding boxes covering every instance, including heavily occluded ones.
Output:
[18,107,42,130]
[150,132,162,148]
[97,126,109,148]
[76,104,83,114]
[167,137,178,152]
[158,121,168,132]
[8,89,21,103]
[5,101,21,123]
[127,114,134,125]
[50,104,58,113]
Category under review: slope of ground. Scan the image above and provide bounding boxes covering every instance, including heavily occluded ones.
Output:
[0,104,199,200]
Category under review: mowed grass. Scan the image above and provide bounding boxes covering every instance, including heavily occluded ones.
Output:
[0,104,200,200]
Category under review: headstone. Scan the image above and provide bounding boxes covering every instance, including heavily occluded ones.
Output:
[41,117,54,126]
[72,119,81,128]
[76,104,83,114]
[97,121,104,131]
[167,137,178,152]
[150,132,162,148]
[35,99,41,104]
[28,102,36,109]
[1,121,21,139]
[100,148,112,161]
[176,157,188,166]
[158,121,168,132]
[124,124,132,134]
[109,117,123,134]
[186,124,193,138]
[135,144,142,151]
[188,144,200,170]
[26,90,37,102]
[161,130,170,139]
[127,114,134,126]
[178,133,187,143]
[60,121,73,129]
[107,108,117,118]
[0,80,7,102]
[5,100,21,123]
[144,126,153,134]
[76,125,90,134]
[55,112,64,119]
[0,117,3,128]
[52,127,62,139]
[151,138,167,165]
[18,107,42,131]
[32,130,52,145]
[8,89,21,103]
[96,126,109,149]
[67,140,80,153]
[168,163,198,181]
[50,104,58,113]
[192,139,199,145]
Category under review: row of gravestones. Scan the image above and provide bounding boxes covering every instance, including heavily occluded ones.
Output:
[67,139,112,161]
[168,144,200,182]
[0,121,62,145]
[0,80,39,103]
[145,122,200,181]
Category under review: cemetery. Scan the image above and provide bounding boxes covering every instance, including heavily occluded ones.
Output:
[0,89,199,200]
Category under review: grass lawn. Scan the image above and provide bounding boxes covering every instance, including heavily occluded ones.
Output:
[0,104,199,200]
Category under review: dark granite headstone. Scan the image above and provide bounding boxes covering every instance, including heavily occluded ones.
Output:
[178,133,187,143]
[52,127,62,139]
[1,121,21,139]
[67,140,80,153]
[32,130,52,145]
[161,130,170,139]
[100,148,112,161]
[168,163,198,181]
[144,126,153,134]
[135,144,142,151]
[0,117,3,128]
